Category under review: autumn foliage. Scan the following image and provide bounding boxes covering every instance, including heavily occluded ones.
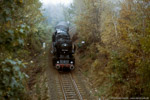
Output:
[0,0,50,99]
[74,0,150,97]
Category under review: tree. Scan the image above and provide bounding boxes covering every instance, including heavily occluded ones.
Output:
[74,0,102,44]
[0,0,47,99]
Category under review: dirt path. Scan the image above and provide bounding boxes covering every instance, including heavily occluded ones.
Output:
[47,50,59,100]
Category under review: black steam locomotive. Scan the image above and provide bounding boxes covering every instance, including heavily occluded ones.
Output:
[51,21,76,70]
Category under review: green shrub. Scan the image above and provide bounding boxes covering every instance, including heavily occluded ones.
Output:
[0,59,28,99]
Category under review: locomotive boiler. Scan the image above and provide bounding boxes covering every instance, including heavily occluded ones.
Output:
[51,21,76,70]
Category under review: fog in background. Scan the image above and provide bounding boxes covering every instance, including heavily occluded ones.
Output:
[40,0,73,29]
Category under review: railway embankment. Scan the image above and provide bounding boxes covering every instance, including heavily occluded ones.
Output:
[25,50,50,100]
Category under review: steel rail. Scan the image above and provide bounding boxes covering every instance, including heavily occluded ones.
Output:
[58,73,67,100]
[58,72,84,100]
[69,73,83,100]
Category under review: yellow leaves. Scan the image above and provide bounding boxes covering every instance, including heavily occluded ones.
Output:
[19,0,23,3]
[14,0,23,4]
[130,45,136,52]
[135,58,141,66]
[5,21,11,28]
[7,88,11,91]
[32,28,38,32]
[97,45,108,54]
[91,59,100,73]
[92,59,99,68]
[19,20,23,24]
[13,41,19,47]
[23,62,28,65]
[139,36,150,54]
[8,55,12,59]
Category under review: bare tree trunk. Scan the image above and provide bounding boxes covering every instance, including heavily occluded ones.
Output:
[112,16,118,38]
[91,0,102,43]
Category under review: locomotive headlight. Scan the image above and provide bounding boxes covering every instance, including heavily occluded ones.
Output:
[70,61,73,64]
[64,44,67,46]
[63,43,67,47]
[57,61,60,64]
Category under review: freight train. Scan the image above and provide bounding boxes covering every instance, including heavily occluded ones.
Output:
[51,21,76,70]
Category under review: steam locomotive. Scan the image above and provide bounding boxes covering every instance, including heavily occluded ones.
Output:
[51,21,76,70]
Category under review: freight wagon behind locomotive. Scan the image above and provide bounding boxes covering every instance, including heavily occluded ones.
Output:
[51,21,76,70]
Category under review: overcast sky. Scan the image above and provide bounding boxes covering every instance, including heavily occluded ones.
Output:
[40,0,73,6]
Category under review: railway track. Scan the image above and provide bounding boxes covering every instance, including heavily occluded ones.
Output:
[56,72,87,100]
